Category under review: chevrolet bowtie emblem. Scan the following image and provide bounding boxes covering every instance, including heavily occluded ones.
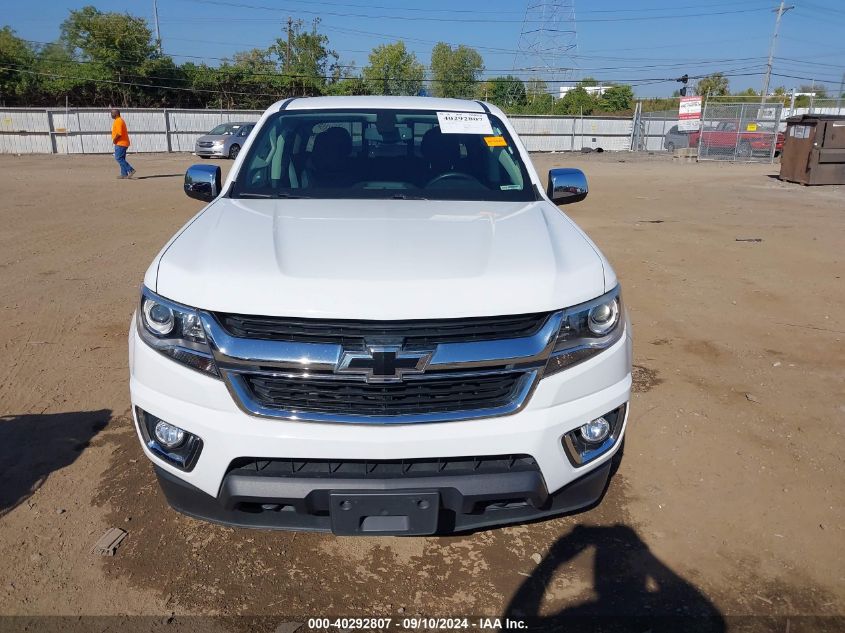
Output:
[336,345,433,383]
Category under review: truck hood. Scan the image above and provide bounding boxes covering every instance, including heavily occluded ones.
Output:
[153,198,609,319]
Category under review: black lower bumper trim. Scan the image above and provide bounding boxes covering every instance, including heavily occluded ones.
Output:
[154,461,611,535]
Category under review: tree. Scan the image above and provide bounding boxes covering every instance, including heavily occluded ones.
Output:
[0,27,38,105]
[59,5,163,106]
[554,86,597,115]
[429,42,483,99]
[479,75,526,109]
[269,19,338,96]
[363,41,424,96]
[599,85,634,112]
[695,72,729,97]
[326,75,368,96]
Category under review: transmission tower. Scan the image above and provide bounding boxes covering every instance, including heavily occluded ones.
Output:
[509,1,578,104]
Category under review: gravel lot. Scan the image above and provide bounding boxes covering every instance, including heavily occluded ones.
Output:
[0,151,842,629]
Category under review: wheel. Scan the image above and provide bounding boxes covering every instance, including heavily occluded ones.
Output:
[228,144,241,159]
[737,142,752,159]
[666,142,675,152]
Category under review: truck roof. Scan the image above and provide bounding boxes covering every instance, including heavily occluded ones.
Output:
[271,95,490,113]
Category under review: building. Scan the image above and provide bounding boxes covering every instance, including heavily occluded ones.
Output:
[559,85,609,99]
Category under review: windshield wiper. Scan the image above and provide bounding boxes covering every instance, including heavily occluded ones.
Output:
[390,194,428,200]
[235,192,311,199]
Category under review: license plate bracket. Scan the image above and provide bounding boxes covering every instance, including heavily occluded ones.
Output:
[329,490,440,536]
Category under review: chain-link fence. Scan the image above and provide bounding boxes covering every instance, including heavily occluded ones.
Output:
[697,101,783,163]
[631,108,690,152]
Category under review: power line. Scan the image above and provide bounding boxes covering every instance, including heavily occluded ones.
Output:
[159,2,777,24]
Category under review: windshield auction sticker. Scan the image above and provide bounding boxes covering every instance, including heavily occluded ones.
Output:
[437,111,494,135]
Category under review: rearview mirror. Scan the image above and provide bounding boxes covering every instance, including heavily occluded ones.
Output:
[184,164,222,202]
[547,168,588,205]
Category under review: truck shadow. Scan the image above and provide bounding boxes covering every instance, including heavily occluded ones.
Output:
[504,524,726,632]
[0,409,111,516]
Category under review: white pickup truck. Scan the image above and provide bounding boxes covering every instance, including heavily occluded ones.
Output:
[129,96,632,535]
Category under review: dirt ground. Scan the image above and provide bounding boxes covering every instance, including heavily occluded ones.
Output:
[0,151,842,630]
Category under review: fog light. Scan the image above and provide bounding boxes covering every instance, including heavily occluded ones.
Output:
[580,417,611,443]
[154,420,185,448]
[136,408,203,471]
[562,404,627,467]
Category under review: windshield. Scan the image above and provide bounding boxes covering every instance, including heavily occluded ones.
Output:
[208,123,241,136]
[230,109,536,201]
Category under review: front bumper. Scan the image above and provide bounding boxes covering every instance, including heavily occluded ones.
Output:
[153,457,613,534]
[129,319,631,534]
[194,148,225,157]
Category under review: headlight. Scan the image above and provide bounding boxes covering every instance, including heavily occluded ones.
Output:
[544,286,625,378]
[212,140,224,147]
[137,287,219,377]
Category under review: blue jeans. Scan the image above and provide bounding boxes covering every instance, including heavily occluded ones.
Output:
[114,145,133,176]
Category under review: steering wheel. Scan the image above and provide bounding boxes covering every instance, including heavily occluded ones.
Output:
[425,171,482,188]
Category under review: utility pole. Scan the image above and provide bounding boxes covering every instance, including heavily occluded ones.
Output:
[837,71,844,111]
[285,17,293,72]
[153,0,162,54]
[761,0,793,104]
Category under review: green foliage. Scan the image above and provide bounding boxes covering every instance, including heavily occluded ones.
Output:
[479,75,526,109]
[362,42,424,96]
[599,85,633,112]
[554,87,597,115]
[59,5,161,106]
[695,72,729,97]
[269,19,338,96]
[326,76,368,96]
[0,27,38,103]
[429,42,483,99]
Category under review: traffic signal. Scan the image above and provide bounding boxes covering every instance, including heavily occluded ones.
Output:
[677,74,689,97]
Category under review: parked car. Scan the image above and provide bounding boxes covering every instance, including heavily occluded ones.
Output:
[194,122,255,159]
[131,96,632,536]
[663,125,695,152]
[690,121,785,157]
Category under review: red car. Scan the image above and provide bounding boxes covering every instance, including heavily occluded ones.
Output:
[690,121,784,157]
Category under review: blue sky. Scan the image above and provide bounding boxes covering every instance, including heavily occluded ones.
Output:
[6,0,845,97]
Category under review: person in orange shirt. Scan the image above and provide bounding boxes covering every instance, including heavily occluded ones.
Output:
[110,108,135,179]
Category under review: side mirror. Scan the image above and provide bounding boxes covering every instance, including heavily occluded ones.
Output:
[547,168,588,205]
[184,164,222,202]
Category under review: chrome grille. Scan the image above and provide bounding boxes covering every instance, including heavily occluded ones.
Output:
[200,310,562,424]
[214,312,550,347]
[244,371,527,417]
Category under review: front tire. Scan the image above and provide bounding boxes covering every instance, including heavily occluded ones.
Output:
[666,142,675,152]
[228,144,240,160]
[737,142,752,159]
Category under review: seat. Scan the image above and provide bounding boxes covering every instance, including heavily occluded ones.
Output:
[301,127,354,188]
[420,127,462,178]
